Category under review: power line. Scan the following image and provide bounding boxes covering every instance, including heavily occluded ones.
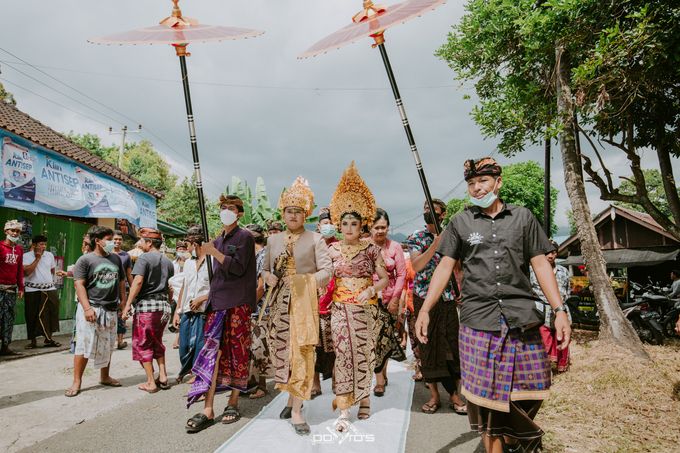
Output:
[0,59,458,93]
[0,49,224,193]
[1,61,126,127]
[0,78,110,128]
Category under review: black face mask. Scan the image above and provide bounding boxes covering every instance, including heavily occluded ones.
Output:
[423,211,441,225]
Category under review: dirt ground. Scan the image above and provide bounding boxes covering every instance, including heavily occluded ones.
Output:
[538,330,680,453]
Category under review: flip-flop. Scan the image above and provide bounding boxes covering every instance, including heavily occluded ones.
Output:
[249,388,267,399]
[99,380,122,387]
[421,401,440,414]
[64,388,81,397]
[222,406,241,424]
[138,384,159,393]
[43,340,61,347]
[155,378,171,390]
[186,413,214,433]
[449,402,468,415]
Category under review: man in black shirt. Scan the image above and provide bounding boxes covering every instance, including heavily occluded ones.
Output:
[416,157,571,453]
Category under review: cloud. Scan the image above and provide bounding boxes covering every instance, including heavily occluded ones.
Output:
[1,0,676,235]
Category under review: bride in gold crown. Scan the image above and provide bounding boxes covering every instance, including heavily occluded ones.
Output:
[328,162,389,432]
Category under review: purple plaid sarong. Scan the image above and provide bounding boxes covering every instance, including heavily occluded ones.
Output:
[459,318,550,413]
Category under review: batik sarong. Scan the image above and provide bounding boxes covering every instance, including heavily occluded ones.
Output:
[268,275,319,400]
[331,302,376,410]
[178,311,206,378]
[0,290,18,345]
[24,290,60,341]
[250,315,273,379]
[132,311,168,363]
[74,304,117,369]
[460,318,550,450]
[372,302,405,372]
[539,325,570,373]
[187,305,252,407]
[315,313,335,380]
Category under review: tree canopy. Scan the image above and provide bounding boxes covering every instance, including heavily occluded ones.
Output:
[0,82,16,106]
[437,0,680,241]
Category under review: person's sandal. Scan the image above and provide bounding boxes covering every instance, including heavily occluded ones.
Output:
[449,401,468,415]
[186,413,214,433]
[292,422,311,436]
[155,378,171,390]
[44,339,61,347]
[373,384,385,397]
[64,387,80,397]
[421,401,440,414]
[357,404,371,420]
[222,406,241,424]
[249,388,267,399]
[310,389,322,399]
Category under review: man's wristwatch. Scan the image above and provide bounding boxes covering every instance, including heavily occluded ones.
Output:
[553,305,567,314]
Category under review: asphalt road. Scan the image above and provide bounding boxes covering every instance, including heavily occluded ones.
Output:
[2,336,482,453]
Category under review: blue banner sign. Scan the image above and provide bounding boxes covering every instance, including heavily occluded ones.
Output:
[1,130,157,227]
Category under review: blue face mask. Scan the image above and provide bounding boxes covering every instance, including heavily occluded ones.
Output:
[319,224,336,238]
[469,180,499,209]
[102,240,115,254]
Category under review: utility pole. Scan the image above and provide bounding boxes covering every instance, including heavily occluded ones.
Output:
[109,125,142,168]
[544,136,551,235]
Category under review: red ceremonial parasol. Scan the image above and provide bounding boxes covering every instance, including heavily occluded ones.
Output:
[300,0,457,295]
[89,0,265,279]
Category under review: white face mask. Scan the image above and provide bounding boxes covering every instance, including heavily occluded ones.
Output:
[6,235,20,243]
[469,179,499,209]
[319,224,336,238]
[220,209,238,226]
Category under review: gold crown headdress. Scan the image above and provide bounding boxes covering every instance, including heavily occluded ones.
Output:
[329,161,376,227]
[278,176,315,218]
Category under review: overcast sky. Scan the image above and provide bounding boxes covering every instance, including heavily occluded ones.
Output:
[1,0,676,235]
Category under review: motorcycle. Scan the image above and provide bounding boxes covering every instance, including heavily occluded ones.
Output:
[629,281,679,338]
[566,282,666,344]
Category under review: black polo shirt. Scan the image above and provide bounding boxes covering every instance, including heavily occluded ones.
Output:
[437,203,552,331]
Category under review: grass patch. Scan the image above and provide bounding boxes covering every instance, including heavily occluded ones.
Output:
[538,332,680,452]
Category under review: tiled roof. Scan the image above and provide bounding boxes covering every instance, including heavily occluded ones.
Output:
[0,101,162,198]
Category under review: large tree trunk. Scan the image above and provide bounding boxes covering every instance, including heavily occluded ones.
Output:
[555,43,649,360]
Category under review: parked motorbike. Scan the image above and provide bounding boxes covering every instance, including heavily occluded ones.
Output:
[566,282,666,344]
[629,281,679,338]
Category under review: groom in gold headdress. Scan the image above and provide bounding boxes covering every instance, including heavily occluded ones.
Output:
[262,177,333,435]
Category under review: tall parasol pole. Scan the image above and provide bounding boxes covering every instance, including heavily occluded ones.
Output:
[374,37,439,235]
[375,36,458,297]
[299,0,458,295]
[175,44,213,279]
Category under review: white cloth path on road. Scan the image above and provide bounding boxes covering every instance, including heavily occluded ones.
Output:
[215,359,414,453]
